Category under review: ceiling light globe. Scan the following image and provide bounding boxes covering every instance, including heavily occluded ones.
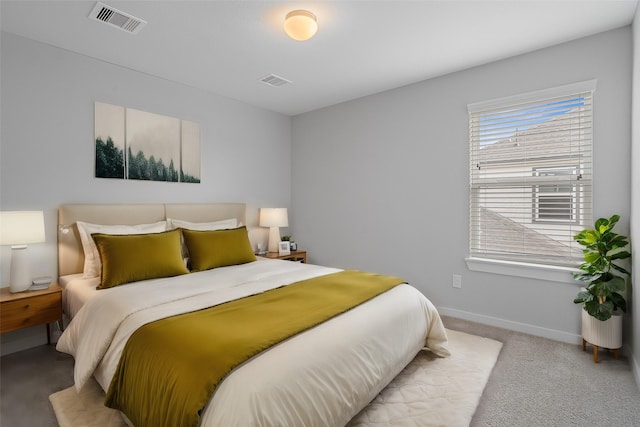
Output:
[284,10,318,41]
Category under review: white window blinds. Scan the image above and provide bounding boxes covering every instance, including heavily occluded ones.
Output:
[468,81,595,267]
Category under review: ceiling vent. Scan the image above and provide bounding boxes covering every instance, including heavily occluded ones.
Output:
[88,2,147,34]
[260,74,291,87]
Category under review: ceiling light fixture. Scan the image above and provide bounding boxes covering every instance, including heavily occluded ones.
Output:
[283,10,318,41]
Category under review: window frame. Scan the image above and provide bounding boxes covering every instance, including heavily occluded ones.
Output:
[467,80,596,274]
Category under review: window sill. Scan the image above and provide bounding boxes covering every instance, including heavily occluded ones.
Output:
[465,257,579,283]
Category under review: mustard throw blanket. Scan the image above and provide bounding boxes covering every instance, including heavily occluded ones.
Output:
[104,270,404,427]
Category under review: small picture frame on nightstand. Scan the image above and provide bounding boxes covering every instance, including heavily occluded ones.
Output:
[278,241,290,255]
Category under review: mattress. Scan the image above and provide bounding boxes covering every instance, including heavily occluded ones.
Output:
[57,258,449,426]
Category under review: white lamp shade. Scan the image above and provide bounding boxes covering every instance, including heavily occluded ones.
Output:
[0,211,46,245]
[284,10,318,41]
[259,208,288,228]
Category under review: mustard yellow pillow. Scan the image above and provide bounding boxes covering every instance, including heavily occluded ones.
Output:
[182,226,256,272]
[92,229,189,289]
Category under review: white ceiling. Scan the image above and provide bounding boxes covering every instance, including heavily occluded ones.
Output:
[1,1,637,116]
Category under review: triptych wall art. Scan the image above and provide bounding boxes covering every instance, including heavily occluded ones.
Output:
[94,101,201,183]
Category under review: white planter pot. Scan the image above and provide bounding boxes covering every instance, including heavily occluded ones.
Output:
[581,309,623,349]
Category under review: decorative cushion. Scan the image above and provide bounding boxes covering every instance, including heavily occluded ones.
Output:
[92,229,189,289]
[77,221,167,278]
[167,218,238,264]
[182,226,256,272]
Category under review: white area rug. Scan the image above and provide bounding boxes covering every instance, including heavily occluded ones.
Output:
[50,329,501,427]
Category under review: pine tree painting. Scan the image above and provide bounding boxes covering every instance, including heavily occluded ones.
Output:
[94,102,200,183]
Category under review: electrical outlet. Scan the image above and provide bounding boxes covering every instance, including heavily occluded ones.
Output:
[452,274,462,289]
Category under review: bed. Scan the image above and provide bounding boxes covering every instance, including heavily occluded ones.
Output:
[55,203,450,427]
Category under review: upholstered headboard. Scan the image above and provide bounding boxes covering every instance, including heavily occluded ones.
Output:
[58,203,246,277]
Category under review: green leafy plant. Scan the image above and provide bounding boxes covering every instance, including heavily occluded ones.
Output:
[573,215,631,321]
[281,235,291,242]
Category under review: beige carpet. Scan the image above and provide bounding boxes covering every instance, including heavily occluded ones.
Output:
[50,329,502,427]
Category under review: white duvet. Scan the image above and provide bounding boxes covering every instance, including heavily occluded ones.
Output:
[57,259,450,427]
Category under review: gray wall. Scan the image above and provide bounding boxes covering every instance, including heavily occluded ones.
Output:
[0,32,291,353]
[291,28,632,346]
[631,8,639,387]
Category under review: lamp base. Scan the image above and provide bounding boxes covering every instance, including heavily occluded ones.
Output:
[9,245,32,293]
[268,227,281,253]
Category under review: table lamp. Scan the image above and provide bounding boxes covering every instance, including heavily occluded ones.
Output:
[0,211,46,293]
[259,208,288,253]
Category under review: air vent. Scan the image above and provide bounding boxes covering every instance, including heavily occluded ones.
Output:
[89,2,147,34]
[260,74,291,87]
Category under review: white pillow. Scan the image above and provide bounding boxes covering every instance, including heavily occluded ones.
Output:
[167,218,237,231]
[76,221,168,278]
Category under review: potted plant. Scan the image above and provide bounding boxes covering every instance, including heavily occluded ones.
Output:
[573,214,631,361]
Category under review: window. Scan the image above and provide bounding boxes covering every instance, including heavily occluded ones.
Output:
[468,81,595,268]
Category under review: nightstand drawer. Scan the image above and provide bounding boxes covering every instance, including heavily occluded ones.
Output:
[0,292,62,333]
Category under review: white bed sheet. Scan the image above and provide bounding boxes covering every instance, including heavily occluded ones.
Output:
[59,274,100,319]
[57,259,449,427]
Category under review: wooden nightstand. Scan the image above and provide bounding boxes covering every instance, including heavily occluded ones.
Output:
[262,250,307,263]
[0,284,63,344]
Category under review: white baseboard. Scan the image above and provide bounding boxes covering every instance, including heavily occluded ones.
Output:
[438,307,582,345]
